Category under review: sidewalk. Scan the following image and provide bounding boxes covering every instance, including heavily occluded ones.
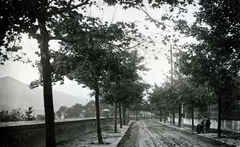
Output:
[56,121,133,147]
[159,121,240,147]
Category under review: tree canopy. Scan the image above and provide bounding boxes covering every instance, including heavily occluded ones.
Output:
[175,0,240,137]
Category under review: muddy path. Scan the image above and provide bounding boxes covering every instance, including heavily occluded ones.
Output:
[118,120,233,147]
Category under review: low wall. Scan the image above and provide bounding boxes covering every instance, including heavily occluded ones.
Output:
[128,116,159,120]
[182,118,240,133]
[0,118,113,147]
[130,115,240,133]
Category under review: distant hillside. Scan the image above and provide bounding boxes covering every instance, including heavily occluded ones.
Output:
[0,76,84,114]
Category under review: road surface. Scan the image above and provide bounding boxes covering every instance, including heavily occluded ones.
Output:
[118,120,229,147]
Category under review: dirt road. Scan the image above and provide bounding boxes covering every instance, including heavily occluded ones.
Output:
[118,120,231,147]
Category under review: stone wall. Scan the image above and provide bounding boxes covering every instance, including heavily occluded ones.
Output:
[0,118,113,147]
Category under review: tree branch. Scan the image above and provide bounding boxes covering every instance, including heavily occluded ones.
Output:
[137,4,173,28]
[49,36,79,43]
[49,0,89,15]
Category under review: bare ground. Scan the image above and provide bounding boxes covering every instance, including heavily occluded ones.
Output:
[117,120,239,147]
[56,124,130,147]
[55,119,240,147]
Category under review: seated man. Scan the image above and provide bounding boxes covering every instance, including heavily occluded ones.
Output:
[196,116,211,134]
[204,117,211,133]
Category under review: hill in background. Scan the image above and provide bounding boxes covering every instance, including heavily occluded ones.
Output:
[0,76,85,114]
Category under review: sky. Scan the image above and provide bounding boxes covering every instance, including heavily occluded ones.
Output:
[0,2,197,105]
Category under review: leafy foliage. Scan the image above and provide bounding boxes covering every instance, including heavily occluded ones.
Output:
[1,1,97,146]
[0,0,201,145]
[0,107,36,122]
[104,0,194,10]
[100,49,149,107]
[56,101,113,118]
[175,0,240,137]
[48,14,150,143]
[25,107,36,121]
[148,74,215,118]
[176,0,240,104]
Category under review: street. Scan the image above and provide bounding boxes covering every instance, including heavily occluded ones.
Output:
[118,120,228,147]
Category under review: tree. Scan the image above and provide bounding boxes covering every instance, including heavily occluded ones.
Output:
[25,107,36,121]
[126,81,149,120]
[148,84,170,122]
[99,48,149,131]
[9,108,24,121]
[0,0,42,64]
[118,81,149,127]
[56,106,68,118]
[56,101,90,119]
[82,100,96,118]
[141,99,150,120]
[161,80,178,125]
[66,104,83,118]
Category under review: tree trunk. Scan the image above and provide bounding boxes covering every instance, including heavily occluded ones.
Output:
[172,103,175,125]
[95,84,103,144]
[164,108,167,123]
[178,103,181,127]
[144,111,145,120]
[160,110,162,122]
[127,108,129,124]
[218,94,222,138]
[39,18,56,147]
[114,102,117,133]
[135,110,138,120]
[119,103,122,128]
[191,104,194,131]
[146,111,148,119]
[123,105,126,125]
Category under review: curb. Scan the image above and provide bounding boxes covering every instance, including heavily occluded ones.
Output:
[116,121,134,147]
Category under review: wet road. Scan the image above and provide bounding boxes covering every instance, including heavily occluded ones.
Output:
[118,120,228,147]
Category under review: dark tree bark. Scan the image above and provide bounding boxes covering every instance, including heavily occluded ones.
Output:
[191,103,194,131]
[94,81,104,144]
[172,103,175,125]
[178,103,181,127]
[114,102,117,133]
[119,103,122,128]
[164,108,167,123]
[160,109,162,122]
[127,108,129,124]
[135,110,138,120]
[218,94,222,138]
[123,105,126,125]
[39,18,56,147]
[143,111,145,120]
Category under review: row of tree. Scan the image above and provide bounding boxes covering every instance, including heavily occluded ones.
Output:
[148,76,213,125]
[4,0,235,145]
[149,0,240,138]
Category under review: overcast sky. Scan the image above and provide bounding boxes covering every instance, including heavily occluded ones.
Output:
[0,2,197,105]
